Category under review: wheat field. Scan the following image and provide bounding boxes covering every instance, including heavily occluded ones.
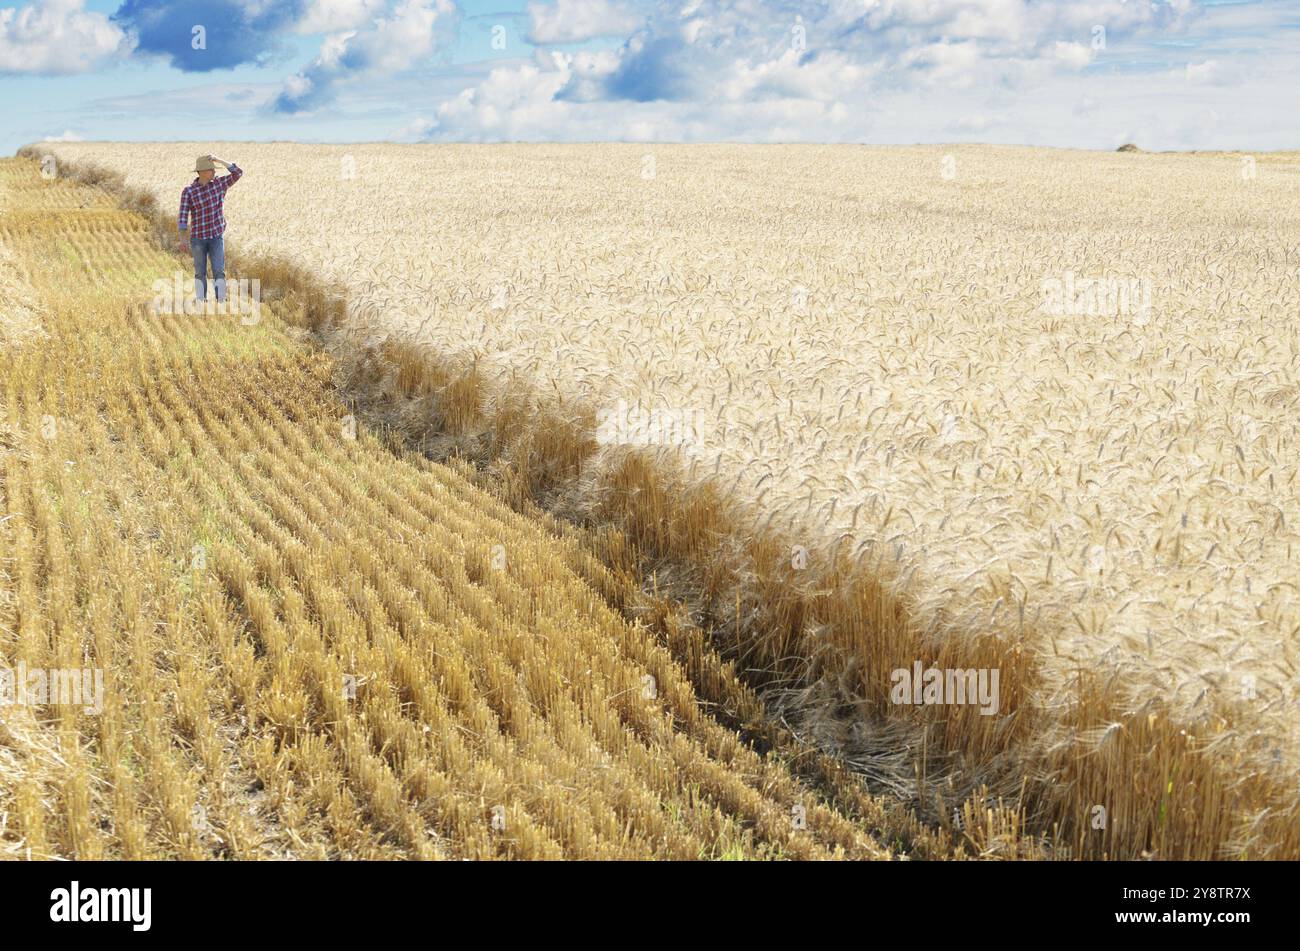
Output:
[0,156,1004,860]
[12,141,1300,858]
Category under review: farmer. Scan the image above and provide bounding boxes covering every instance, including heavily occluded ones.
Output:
[178,154,243,303]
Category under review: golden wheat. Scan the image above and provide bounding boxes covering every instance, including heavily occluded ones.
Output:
[0,155,988,860]
[19,142,1300,858]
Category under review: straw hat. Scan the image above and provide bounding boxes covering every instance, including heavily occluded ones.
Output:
[194,155,216,172]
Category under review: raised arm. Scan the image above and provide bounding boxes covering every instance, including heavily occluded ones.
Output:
[211,156,243,188]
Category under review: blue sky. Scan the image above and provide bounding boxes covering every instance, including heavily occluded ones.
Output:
[1,0,1297,153]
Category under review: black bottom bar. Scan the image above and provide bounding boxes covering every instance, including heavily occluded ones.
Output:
[2,859,1283,938]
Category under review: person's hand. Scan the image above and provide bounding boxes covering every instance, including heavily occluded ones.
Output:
[208,154,228,167]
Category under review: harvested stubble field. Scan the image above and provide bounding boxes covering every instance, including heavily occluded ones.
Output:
[0,157,980,860]
[14,141,1300,859]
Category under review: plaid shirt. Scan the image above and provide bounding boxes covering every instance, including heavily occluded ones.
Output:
[178,163,242,240]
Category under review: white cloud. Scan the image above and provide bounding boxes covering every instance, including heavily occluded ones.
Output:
[529,0,1158,108]
[430,50,874,143]
[855,0,1030,41]
[17,0,1292,153]
[900,41,985,88]
[1049,41,1092,70]
[1184,59,1228,85]
[436,59,573,135]
[526,0,643,45]
[294,0,388,35]
[317,31,357,68]
[726,48,875,102]
[539,47,622,101]
[275,0,459,112]
[355,0,455,74]
[406,0,1298,150]
[392,115,438,140]
[0,0,132,75]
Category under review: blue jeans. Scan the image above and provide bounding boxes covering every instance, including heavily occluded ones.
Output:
[191,235,226,301]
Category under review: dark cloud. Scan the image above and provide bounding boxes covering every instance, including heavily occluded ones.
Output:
[112,0,302,72]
